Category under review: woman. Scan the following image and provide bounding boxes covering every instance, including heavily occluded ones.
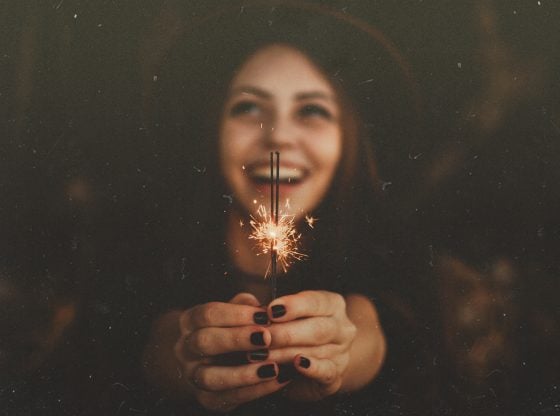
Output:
[144,44,390,413]
[140,5,424,415]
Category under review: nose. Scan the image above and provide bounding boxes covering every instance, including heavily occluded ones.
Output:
[265,113,298,149]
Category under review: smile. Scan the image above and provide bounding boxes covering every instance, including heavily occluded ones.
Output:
[246,164,309,185]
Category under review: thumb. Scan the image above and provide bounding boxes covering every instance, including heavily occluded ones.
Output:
[229,292,261,307]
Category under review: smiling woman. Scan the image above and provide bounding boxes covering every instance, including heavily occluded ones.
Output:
[143,38,387,412]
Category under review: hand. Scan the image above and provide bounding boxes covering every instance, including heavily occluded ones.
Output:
[265,290,358,401]
[172,293,289,412]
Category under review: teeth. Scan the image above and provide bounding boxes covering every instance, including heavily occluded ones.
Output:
[251,166,304,181]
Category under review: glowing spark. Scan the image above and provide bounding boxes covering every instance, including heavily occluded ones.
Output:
[249,205,306,275]
[239,219,244,227]
[285,198,291,209]
[253,199,257,204]
[242,165,246,170]
[305,215,317,229]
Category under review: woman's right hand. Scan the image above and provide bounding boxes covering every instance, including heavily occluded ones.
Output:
[168,293,288,412]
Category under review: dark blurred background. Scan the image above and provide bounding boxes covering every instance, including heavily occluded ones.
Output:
[1,0,559,414]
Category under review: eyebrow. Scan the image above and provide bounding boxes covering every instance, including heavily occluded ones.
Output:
[229,86,272,100]
[295,91,335,102]
[229,86,335,102]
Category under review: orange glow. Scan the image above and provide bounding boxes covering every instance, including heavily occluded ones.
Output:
[249,204,306,276]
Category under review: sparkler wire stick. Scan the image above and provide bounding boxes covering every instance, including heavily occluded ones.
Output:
[275,152,279,225]
[270,151,280,300]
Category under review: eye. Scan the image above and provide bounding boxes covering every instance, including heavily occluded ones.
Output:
[229,100,260,117]
[298,104,333,120]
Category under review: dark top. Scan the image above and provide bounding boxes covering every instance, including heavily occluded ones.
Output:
[102,228,439,416]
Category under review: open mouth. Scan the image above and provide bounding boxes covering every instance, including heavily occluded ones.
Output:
[247,164,308,186]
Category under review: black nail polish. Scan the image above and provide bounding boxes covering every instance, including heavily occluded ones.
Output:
[250,331,266,346]
[299,356,311,368]
[271,305,286,318]
[257,364,276,379]
[253,312,268,325]
[248,349,269,361]
[277,364,297,383]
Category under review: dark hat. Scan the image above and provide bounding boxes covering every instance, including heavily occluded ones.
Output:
[141,0,423,194]
[143,1,420,128]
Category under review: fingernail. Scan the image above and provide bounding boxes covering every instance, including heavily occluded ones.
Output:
[271,305,286,318]
[277,363,297,383]
[250,331,266,346]
[257,364,276,379]
[248,349,268,361]
[298,356,311,369]
[253,312,268,325]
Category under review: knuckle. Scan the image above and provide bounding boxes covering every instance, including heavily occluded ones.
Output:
[280,327,294,346]
[236,311,252,329]
[332,293,346,310]
[324,366,338,385]
[190,306,205,327]
[193,367,214,391]
[232,307,250,323]
[229,308,242,323]
[230,331,244,349]
[315,319,332,342]
[344,319,357,341]
[178,311,191,333]
[173,337,186,362]
[307,294,320,312]
[191,331,211,355]
[200,302,220,325]
[299,290,315,299]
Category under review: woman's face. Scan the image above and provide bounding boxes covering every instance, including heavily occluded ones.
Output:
[220,44,342,220]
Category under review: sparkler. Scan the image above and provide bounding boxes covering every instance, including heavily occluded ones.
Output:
[248,151,306,300]
[271,151,279,300]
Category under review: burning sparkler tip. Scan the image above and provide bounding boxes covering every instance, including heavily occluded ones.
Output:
[249,204,306,276]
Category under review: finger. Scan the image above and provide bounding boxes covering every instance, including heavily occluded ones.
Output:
[181,302,267,331]
[265,343,341,363]
[197,378,289,413]
[192,362,278,392]
[268,290,345,322]
[185,326,271,357]
[268,317,337,348]
[246,349,269,363]
[230,292,261,307]
[294,355,340,392]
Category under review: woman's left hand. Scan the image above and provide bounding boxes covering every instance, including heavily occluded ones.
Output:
[265,290,358,401]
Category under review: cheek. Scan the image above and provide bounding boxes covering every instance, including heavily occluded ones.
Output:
[318,128,343,174]
[220,122,258,160]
